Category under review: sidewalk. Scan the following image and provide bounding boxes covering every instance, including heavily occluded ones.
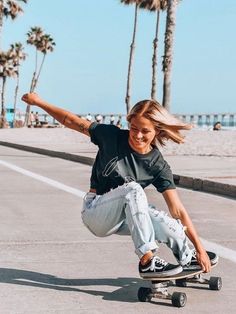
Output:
[0,128,235,198]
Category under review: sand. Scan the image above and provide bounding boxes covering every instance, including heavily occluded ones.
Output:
[0,127,235,157]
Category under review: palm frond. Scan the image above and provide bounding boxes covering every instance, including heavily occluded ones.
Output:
[37,34,56,54]
[0,50,18,78]
[138,0,167,11]
[120,0,137,4]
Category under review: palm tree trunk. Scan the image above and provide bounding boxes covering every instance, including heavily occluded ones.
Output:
[1,76,7,128]
[13,71,20,127]
[30,48,38,92]
[125,3,138,114]
[162,0,177,112]
[0,12,3,94]
[151,9,160,100]
[0,11,3,50]
[32,53,46,91]
[25,48,38,126]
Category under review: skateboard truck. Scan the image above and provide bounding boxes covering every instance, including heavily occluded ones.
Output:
[138,272,222,307]
[138,280,187,307]
[176,273,222,290]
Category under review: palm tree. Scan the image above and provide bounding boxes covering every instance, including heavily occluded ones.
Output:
[0,0,28,48]
[25,28,55,125]
[9,42,26,126]
[26,26,44,92]
[32,33,56,91]
[0,50,17,128]
[162,0,179,111]
[120,0,139,113]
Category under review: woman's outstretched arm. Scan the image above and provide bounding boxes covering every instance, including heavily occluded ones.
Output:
[21,93,92,136]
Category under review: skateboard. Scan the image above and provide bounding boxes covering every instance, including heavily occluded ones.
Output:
[138,263,222,307]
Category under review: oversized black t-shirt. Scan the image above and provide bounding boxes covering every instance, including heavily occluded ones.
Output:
[89,122,176,195]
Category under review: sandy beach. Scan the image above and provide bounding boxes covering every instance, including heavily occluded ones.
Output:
[0,127,235,157]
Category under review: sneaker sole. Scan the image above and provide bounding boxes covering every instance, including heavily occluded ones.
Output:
[211,255,219,265]
[183,259,219,271]
[139,266,183,278]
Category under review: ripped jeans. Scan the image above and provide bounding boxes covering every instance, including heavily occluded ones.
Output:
[81,182,193,265]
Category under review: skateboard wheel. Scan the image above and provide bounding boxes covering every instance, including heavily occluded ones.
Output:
[137,287,152,302]
[209,276,222,290]
[176,278,187,287]
[171,292,187,307]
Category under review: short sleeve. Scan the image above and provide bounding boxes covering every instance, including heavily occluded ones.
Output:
[152,162,176,193]
[88,122,119,147]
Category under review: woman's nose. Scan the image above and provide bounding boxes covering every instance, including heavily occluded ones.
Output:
[136,131,143,138]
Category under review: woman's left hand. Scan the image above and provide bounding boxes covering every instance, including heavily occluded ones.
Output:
[21,93,42,106]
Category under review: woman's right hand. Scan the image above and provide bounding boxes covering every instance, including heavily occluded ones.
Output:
[21,93,42,106]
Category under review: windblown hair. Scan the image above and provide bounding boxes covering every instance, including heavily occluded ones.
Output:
[127,99,192,147]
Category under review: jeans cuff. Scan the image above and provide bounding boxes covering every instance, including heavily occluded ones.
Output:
[136,241,158,258]
[179,250,193,266]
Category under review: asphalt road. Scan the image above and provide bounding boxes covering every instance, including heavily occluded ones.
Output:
[0,146,235,314]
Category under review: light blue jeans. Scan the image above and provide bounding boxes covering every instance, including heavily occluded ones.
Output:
[81,182,192,265]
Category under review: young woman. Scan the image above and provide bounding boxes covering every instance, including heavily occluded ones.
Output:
[21,93,218,278]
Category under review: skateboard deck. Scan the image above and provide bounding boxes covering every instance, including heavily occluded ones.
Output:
[141,262,217,281]
[137,262,221,307]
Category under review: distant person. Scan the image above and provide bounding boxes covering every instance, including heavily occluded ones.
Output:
[29,111,35,127]
[95,114,103,124]
[213,121,221,131]
[21,93,218,279]
[110,115,115,125]
[35,112,39,123]
[86,113,92,122]
[116,116,123,129]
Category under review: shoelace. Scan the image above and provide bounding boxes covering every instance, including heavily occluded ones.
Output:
[186,250,197,267]
[150,256,168,271]
[192,250,197,259]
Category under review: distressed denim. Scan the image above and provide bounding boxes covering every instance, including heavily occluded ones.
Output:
[81,181,192,264]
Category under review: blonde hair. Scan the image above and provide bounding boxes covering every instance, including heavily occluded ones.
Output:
[127,99,192,146]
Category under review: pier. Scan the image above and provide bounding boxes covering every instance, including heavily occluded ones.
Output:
[176,113,236,127]
[76,112,236,127]
[7,111,236,128]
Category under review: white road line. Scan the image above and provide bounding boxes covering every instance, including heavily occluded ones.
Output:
[0,159,86,198]
[1,158,236,264]
[201,238,236,263]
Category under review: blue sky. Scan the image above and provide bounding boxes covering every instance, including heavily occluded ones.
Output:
[3,0,236,115]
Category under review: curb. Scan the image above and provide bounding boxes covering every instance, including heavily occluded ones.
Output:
[173,174,236,199]
[0,141,94,166]
[1,141,235,199]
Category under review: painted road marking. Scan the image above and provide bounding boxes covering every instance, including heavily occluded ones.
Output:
[201,238,236,263]
[1,158,236,264]
[0,159,85,198]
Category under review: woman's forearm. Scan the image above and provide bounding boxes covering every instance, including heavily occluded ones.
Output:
[33,98,71,126]
[163,189,205,253]
[21,93,91,135]
[179,210,205,253]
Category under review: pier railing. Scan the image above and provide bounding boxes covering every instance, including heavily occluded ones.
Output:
[176,113,236,127]
[11,112,236,127]
[79,112,236,127]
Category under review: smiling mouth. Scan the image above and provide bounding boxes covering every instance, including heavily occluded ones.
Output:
[133,138,145,143]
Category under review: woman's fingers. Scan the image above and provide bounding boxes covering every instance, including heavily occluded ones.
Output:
[21,93,37,104]
[197,252,211,273]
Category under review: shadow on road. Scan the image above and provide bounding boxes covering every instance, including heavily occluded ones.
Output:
[0,268,147,303]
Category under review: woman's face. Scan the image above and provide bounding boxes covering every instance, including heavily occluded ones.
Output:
[128,115,156,154]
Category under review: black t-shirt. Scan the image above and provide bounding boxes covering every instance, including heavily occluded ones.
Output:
[89,122,176,195]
